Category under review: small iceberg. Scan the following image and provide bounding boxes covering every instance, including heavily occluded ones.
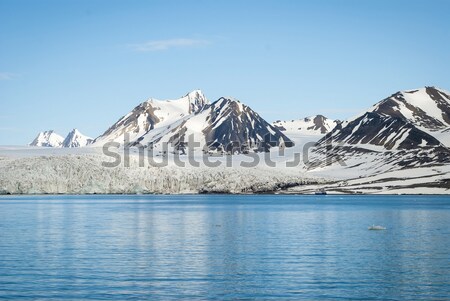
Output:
[368,225,386,230]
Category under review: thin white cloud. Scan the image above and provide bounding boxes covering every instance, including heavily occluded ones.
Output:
[0,72,16,80]
[129,38,210,52]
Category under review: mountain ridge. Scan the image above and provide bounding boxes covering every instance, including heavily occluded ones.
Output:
[272,115,338,135]
[62,129,93,148]
[94,90,209,144]
[95,92,294,153]
[29,130,64,147]
[310,86,450,171]
[29,129,93,148]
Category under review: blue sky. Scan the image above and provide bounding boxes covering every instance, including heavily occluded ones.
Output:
[1,0,449,145]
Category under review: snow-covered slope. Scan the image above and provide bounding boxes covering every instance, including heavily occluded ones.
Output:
[368,86,450,131]
[370,86,450,147]
[317,87,450,150]
[94,90,209,144]
[287,164,450,195]
[29,130,64,147]
[310,87,450,172]
[272,115,337,135]
[131,97,294,154]
[319,112,444,150]
[270,115,338,155]
[62,129,93,148]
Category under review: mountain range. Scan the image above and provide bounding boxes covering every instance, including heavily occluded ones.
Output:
[30,129,93,148]
[8,85,450,195]
[29,86,450,166]
[95,93,294,154]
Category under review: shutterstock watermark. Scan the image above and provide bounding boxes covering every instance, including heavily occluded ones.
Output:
[101,133,346,168]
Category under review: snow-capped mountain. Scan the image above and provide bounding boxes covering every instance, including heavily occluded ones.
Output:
[94,90,209,144]
[319,111,444,150]
[310,87,450,170]
[29,130,64,147]
[272,115,338,135]
[95,91,293,153]
[368,86,450,131]
[62,129,93,148]
[318,87,450,151]
[367,86,450,147]
[201,98,293,152]
[30,129,93,148]
[132,97,294,153]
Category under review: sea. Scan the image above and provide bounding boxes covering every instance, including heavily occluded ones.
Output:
[0,195,449,300]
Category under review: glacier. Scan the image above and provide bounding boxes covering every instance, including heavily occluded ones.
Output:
[0,147,323,195]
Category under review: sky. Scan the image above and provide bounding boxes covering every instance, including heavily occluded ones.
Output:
[1,0,450,145]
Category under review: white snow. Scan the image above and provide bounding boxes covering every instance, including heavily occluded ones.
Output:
[29,131,64,147]
[62,129,93,148]
[94,90,209,144]
[431,128,450,147]
[272,115,337,136]
[370,87,450,131]
[403,88,447,125]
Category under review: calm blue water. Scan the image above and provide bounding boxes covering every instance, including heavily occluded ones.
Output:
[0,195,449,300]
